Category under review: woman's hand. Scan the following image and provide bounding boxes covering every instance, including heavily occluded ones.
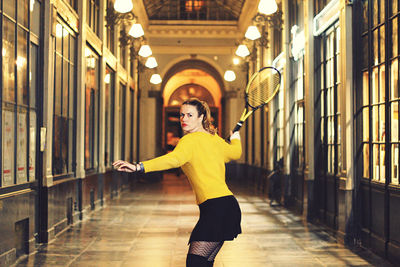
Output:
[112,160,137,172]
[229,131,241,141]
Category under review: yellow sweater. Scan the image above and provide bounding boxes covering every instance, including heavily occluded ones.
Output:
[142,132,242,204]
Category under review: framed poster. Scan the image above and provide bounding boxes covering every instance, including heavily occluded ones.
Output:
[29,111,36,181]
[17,111,27,184]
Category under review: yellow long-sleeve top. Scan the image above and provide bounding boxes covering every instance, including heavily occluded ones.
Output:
[142,132,242,204]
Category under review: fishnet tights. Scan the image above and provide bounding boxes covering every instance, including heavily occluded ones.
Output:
[188,241,224,261]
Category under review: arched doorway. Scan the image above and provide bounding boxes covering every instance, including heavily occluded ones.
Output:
[161,60,224,151]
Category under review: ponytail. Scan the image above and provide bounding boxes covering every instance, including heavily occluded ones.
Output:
[182,98,217,135]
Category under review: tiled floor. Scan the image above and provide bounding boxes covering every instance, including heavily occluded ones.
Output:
[15,173,392,267]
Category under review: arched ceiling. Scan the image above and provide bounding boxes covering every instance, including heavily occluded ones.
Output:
[142,0,246,21]
[163,69,222,107]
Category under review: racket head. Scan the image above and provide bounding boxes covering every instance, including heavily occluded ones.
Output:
[245,67,281,109]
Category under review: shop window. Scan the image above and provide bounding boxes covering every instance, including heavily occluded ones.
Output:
[316,23,341,176]
[87,0,100,35]
[53,20,76,177]
[358,0,400,184]
[1,0,40,187]
[104,66,115,168]
[119,83,126,160]
[273,76,284,164]
[106,0,115,54]
[85,46,99,171]
[293,58,305,170]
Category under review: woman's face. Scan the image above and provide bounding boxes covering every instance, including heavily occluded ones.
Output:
[180,104,204,133]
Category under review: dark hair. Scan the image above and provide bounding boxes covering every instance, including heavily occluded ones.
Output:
[182,98,217,135]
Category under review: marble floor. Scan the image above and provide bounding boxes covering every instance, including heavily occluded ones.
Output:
[14,173,392,267]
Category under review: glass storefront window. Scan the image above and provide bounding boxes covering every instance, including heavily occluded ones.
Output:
[53,20,76,177]
[104,66,115,167]
[84,46,99,171]
[1,1,39,187]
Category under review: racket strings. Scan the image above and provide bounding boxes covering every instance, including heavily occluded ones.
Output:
[247,72,280,107]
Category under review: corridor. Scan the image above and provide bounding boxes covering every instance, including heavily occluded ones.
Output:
[14,174,390,267]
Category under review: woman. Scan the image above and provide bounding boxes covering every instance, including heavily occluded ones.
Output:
[113,98,242,267]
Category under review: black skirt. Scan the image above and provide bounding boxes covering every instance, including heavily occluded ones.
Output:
[189,195,242,243]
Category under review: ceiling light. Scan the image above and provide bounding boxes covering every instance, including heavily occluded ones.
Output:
[138,45,152,57]
[245,26,261,40]
[128,23,144,38]
[145,57,158,68]
[258,0,278,15]
[224,70,236,82]
[233,58,240,65]
[235,44,250,58]
[150,74,162,84]
[114,0,133,13]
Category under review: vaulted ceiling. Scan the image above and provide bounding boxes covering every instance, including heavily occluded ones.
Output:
[131,0,258,55]
[142,0,246,21]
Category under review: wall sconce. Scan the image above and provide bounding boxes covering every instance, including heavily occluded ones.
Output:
[245,26,261,40]
[128,23,144,38]
[114,0,133,13]
[150,74,162,84]
[224,70,236,82]
[145,56,158,68]
[258,0,278,15]
[235,44,250,58]
[105,2,144,39]
[138,44,152,57]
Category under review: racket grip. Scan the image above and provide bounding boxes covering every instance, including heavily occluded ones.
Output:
[232,121,244,132]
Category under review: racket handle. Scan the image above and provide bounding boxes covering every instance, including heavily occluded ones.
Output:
[232,121,244,132]
[225,121,244,142]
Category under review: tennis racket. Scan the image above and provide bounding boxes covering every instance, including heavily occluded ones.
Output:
[232,66,281,132]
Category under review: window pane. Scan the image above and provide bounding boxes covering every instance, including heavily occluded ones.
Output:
[61,117,68,173]
[393,0,399,15]
[3,19,16,103]
[63,61,69,116]
[373,0,378,26]
[379,104,386,142]
[362,35,369,69]
[53,115,63,174]
[17,27,28,105]
[392,18,398,57]
[373,144,379,180]
[2,109,16,186]
[372,105,378,141]
[391,59,399,99]
[56,24,62,54]
[63,28,69,58]
[362,0,369,32]
[379,65,386,102]
[68,119,74,172]
[29,111,36,181]
[363,71,369,105]
[70,35,76,63]
[4,0,16,19]
[55,54,62,115]
[30,44,37,107]
[363,143,370,178]
[363,108,370,141]
[17,109,28,184]
[392,102,399,142]
[31,0,41,36]
[380,26,385,63]
[380,0,385,22]
[380,144,386,182]
[69,64,75,118]
[18,0,29,27]
[372,67,379,104]
[373,29,378,65]
[392,144,399,184]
